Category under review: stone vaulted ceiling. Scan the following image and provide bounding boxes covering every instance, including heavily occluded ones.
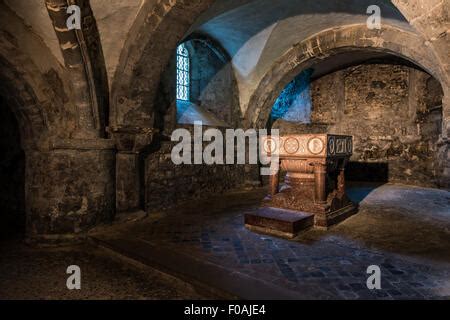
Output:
[4,0,64,65]
[1,0,445,118]
[187,0,416,111]
[3,0,145,83]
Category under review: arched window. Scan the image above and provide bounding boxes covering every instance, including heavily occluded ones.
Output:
[176,43,190,101]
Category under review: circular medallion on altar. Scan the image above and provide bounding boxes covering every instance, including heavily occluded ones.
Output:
[284,137,300,154]
[307,137,325,155]
[328,137,336,155]
[263,137,277,154]
[346,138,353,154]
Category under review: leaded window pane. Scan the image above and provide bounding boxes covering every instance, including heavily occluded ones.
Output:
[176,43,190,101]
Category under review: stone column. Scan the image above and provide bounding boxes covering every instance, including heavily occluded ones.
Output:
[26,138,116,243]
[115,152,141,213]
[269,170,279,196]
[337,159,347,195]
[314,163,327,204]
[109,126,157,213]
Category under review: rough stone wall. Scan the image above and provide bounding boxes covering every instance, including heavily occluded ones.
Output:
[270,69,313,125]
[275,64,443,187]
[310,71,342,124]
[145,126,248,211]
[26,143,116,239]
[111,0,216,128]
[338,64,438,186]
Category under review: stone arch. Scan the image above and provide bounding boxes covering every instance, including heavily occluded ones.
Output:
[244,24,448,129]
[0,1,80,146]
[391,0,449,82]
[0,57,36,239]
[0,4,116,239]
[109,1,216,216]
[0,44,55,150]
[110,0,215,130]
[184,33,232,65]
[45,0,109,139]
[0,58,47,150]
[0,38,56,239]
[110,0,448,129]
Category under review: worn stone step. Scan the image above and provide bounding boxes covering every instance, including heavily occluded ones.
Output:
[91,236,301,300]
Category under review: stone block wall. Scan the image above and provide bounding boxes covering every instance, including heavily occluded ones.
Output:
[143,37,250,211]
[144,126,250,211]
[26,141,116,240]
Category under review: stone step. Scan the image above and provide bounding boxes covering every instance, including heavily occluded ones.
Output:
[244,207,315,239]
[91,236,301,300]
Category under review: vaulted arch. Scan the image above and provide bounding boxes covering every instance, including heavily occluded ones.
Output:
[45,0,109,139]
[110,0,215,129]
[111,0,449,130]
[244,24,447,129]
[0,2,116,240]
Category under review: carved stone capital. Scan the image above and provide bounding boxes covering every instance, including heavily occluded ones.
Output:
[108,126,158,153]
[48,138,116,151]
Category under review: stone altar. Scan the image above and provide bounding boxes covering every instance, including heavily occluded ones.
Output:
[245,134,357,238]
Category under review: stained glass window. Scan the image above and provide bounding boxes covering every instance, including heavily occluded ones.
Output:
[176,43,190,101]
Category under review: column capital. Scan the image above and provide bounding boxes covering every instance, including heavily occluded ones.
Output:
[108,126,159,153]
[48,138,116,151]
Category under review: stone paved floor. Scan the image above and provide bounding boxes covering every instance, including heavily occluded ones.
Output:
[0,240,203,300]
[96,183,450,300]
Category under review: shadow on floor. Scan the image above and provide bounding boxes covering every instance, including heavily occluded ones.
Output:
[346,181,386,204]
[98,185,450,265]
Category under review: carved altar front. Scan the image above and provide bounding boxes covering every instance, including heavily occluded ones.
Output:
[245,134,358,239]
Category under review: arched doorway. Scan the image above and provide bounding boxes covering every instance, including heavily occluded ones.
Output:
[0,96,25,239]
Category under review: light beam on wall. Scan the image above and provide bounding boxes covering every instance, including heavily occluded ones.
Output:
[271,68,313,123]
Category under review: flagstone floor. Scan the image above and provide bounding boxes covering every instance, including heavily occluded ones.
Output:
[2,183,449,300]
[0,240,202,299]
[95,183,450,300]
